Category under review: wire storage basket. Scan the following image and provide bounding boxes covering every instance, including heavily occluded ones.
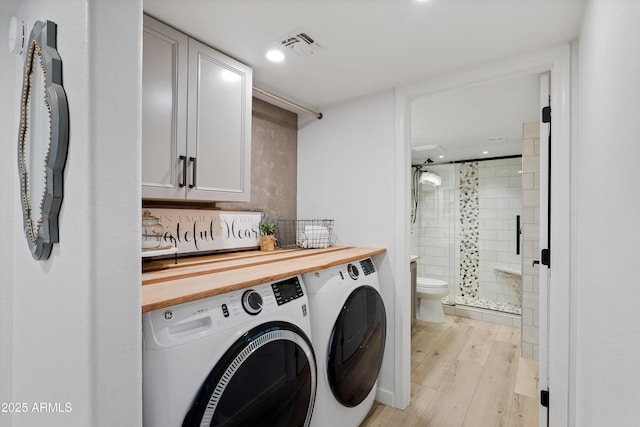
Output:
[276,219,334,249]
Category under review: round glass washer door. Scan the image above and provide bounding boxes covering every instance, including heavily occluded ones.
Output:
[327,285,387,408]
[182,321,316,427]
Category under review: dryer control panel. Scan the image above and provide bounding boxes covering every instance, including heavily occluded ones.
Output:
[360,258,376,276]
[346,257,376,280]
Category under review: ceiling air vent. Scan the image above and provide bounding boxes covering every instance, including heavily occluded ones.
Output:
[279,31,323,56]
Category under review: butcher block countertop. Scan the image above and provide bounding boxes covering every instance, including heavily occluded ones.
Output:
[141,246,386,312]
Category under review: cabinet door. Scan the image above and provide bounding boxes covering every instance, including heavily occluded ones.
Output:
[186,38,252,202]
[142,16,188,199]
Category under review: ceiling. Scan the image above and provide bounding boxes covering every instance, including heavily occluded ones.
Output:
[410,74,541,163]
[143,0,585,160]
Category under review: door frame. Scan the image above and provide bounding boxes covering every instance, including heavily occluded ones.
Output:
[538,71,551,425]
[394,45,573,426]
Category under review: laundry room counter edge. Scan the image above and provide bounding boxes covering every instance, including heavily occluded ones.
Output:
[141,246,386,312]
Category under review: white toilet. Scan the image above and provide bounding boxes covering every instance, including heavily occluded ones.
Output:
[416,277,449,323]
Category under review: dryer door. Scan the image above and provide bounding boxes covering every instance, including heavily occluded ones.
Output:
[327,285,386,408]
[182,321,316,427]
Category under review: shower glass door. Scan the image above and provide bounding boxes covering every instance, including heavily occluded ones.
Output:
[453,158,522,314]
[412,157,523,316]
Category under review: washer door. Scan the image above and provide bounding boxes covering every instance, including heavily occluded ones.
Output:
[327,285,386,408]
[182,321,316,427]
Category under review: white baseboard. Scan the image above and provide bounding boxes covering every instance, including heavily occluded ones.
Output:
[375,386,397,408]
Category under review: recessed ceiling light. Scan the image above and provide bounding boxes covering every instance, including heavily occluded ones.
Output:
[266,50,285,62]
[439,155,444,159]
[482,151,489,155]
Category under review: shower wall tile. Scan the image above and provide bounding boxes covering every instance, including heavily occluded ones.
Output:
[523,223,539,241]
[509,176,523,187]
[523,137,536,156]
[422,266,449,279]
[522,239,535,259]
[481,219,510,230]
[510,198,523,209]
[522,206,535,223]
[432,255,452,267]
[412,164,456,286]
[523,122,539,140]
[523,325,539,345]
[482,240,510,253]
[497,230,515,241]
[481,197,511,209]
[522,155,540,174]
[523,189,540,207]
[522,261,538,278]
[522,343,534,359]
[521,121,541,360]
[424,246,446,257]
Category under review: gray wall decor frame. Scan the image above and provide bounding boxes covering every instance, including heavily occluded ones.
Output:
[18,20,69,260]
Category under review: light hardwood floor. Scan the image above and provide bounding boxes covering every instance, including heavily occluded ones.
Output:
[361,315,539,427]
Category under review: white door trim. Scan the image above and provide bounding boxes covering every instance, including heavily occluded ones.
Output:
[394,45,574,425]
[538,71,551,426]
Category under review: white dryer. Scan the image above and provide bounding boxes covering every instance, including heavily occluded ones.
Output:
[302,258,386,427]
[143,276,317,427]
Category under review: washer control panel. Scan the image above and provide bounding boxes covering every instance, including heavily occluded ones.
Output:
[241,289,264,315]
[271,276,304,305]
[144,275,309,349]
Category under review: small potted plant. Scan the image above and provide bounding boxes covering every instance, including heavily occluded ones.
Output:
[259,214,278,251]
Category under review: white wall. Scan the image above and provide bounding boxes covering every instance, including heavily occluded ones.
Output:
[0,0,21,415]
[297,89,400,405]
[0,1,142,426]
[575,1,640,425]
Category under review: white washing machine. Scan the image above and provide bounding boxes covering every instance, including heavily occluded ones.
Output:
[143,275,317,427]
[302,258,387,427]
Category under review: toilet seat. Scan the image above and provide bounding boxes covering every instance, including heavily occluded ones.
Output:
[416,278,448,295]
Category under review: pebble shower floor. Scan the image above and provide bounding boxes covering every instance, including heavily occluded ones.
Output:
[443,295,522,315]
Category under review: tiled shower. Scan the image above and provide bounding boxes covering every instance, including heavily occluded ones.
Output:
[411,157,523,317]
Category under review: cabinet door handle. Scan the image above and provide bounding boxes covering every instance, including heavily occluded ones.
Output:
[189,157,197,189]
[179,155,187,188]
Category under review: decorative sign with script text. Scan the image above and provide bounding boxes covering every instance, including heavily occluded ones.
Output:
[146,209,261,255]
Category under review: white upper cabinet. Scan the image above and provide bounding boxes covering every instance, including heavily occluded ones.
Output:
[186,38,252,201]
[142,15,252,202]
[142,16,188,199]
